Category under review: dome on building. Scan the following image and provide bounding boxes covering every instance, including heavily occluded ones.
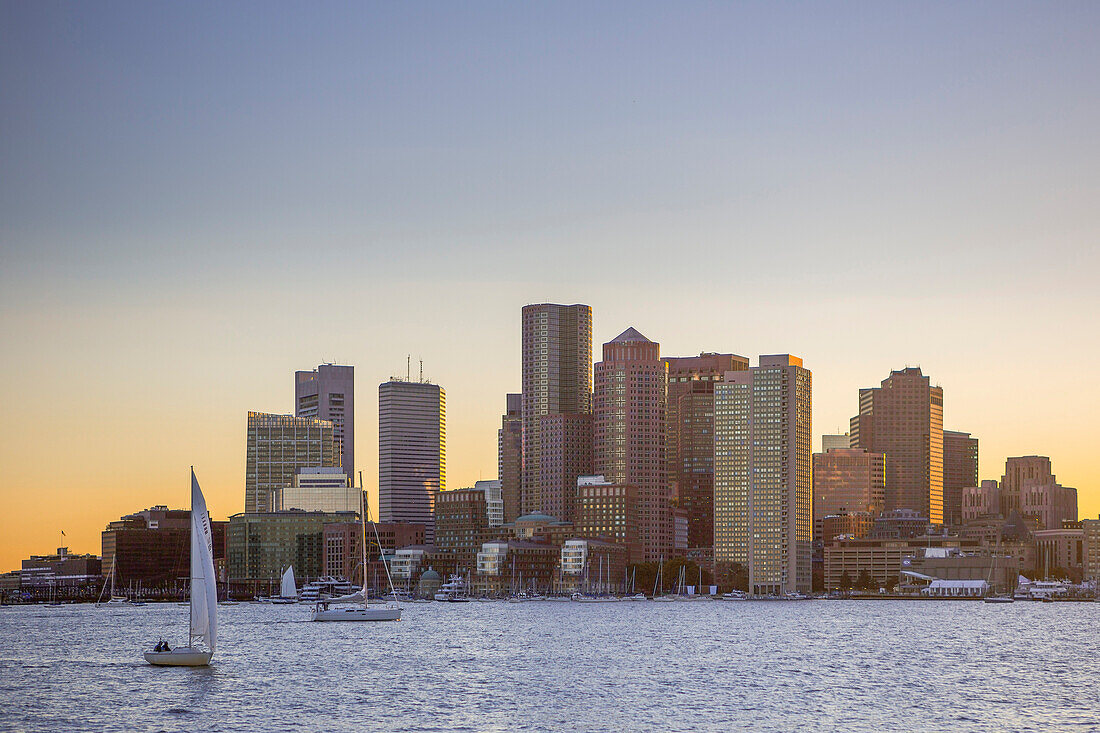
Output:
[515,512,560,523]
[420,568,441,582]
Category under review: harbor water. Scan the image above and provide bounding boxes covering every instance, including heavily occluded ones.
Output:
[1,600,1097,732]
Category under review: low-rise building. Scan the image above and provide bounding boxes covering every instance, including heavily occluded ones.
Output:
[102,505,227,592]
[558,538,630,594]
[19,547,102,592]
[575,475,642,563]
[1033,525,1084,580]
[1084,517,1100,582]
[323,521,425,582]
[824,536,979,591]
[227,510,356,591]
[869,509,930,539]
[820,511,875,542]
[471,540,558,595]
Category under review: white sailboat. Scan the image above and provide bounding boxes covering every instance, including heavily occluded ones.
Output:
[95,554,128,606]
[271,566,297,604]
[145,469,218,666]
[311,473,401,622]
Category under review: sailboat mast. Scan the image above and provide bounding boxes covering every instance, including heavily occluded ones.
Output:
[189,466,194,646]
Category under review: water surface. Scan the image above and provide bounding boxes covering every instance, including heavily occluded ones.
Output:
[1,600,1097,732]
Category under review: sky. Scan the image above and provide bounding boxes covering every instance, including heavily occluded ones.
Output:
[1,1,1098,571]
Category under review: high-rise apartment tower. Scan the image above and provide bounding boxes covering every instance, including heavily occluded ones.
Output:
[714,355,812,596]
[593,327,669,562]
[521,304,593,515]
[498,394,523,523]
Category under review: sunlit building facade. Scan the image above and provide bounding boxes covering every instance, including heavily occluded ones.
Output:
[812,448,886,541]
[850,367,944,524]
[280,467,360,513]
[245,411,339,513]
[663,353,749,553]
[378,379,445,543]
[714,355,812,596]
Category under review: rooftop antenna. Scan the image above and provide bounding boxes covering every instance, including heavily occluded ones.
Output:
[406,355,410,382]
[419,359,423,383]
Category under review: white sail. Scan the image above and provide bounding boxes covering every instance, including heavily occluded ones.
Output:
[189,471,218,654]
[281,566,297,599]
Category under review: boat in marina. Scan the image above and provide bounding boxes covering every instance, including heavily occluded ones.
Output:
[95,555,129,607]
[311,474,401,622]
[434,575,470,602]
[270,566,298,604]
[720,590,749,601]
[144,469,217,667]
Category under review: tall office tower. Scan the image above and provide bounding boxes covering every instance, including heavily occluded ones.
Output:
[521,304,593,516]
[812,448,886,541]
[539,413,593,523]
[663,353,749,553]
[593,327,669,562]
[850,367,944,525]
[497,394,523,523]
[999,456,1077,530]
[942,430,978,528]
[378,379,446,544]
[295,364,354,480]
[245,412,339,513]
[714,355,812,596]
[822,433,851,452]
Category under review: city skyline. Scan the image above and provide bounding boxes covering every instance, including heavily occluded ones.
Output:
[2,3,1098,571]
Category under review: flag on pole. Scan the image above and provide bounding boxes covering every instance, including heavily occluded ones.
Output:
[61,530,66,536]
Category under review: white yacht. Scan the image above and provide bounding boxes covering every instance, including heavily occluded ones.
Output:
[434,576,470,602]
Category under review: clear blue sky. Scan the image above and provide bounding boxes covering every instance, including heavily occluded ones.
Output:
[1,2,1098,566]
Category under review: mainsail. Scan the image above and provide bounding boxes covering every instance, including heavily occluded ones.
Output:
[189,471,218,654]
[281,566,297,599]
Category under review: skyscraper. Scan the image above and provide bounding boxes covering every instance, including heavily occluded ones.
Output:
[538,412,593,523]
[714,355,812,596]
[378,379,445,543]
[497,394,522,523]
[942,430,978,528]
[245,411,339,513]
[593,327,668,562]
[663,353,749,553]
[999,456,1077,530]
[850,367,944,524]
[821,433,851,452]
[521,303,593,516]
[295,364,354,480]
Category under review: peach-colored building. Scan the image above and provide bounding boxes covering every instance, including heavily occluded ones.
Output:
[593,328,668,562]
[1000,456,1077,531]
[497,394,522,523]
[812,448,885,541]
[850,367,944,524]
[943,430,978,528]
[961,480,1001,523]
[821,510,875,541]
[538,412,593,524]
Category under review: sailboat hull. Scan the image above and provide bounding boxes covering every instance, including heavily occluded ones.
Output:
[311,606,401,622]
[144,648,212,666]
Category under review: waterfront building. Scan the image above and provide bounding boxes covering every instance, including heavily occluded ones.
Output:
[820,510,875,542]
[498,393,523,523]
[378,378,446,543]
[812,448,886,541]
[389,546,430,585]
[558,538,630,594]
[478,480,505,528]
[823,536,978,591]
[943,430,978,528]
[821,433,851,452]
[999,456,1077,531]
[19,547,101,590]
[472,540,558,595]
[323,521,425,582]
[280,467,359,513]
[1084,517,1100,582]
[538,412,593,524]
[902,546,1020,594]
[575,475,641,563]
[850,367,944,524]
[295,363,354,479]
[226,510,356,588]
[714,355,812,596]
[101,505,227,589]
[593,327,669,562]
[663,353,748,553]
[521,303,593,516]
[246,411,339,513]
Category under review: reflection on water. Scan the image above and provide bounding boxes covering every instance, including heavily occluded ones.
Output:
[1,601,1098,732]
